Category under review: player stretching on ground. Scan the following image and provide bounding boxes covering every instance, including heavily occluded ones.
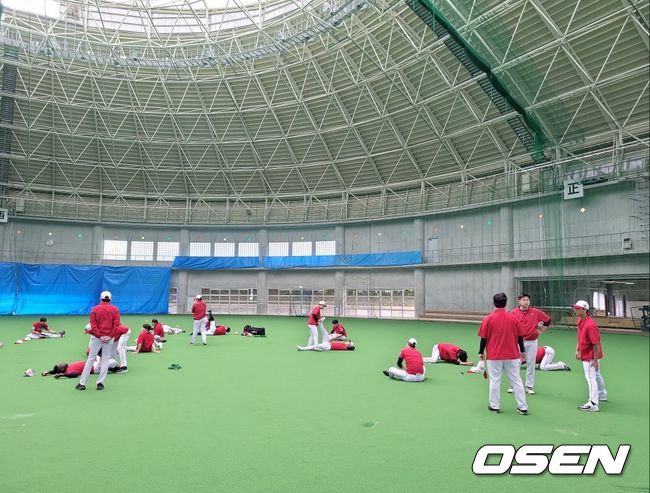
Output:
[382,338,425,382]
[423,343,474,366]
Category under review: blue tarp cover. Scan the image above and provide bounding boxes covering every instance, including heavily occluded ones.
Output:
[262,252,422,269]
[172,256,261,269]
[0,263,170,315]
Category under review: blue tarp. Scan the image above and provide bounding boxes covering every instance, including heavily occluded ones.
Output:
[103,266,170,314]
[172,256,261,269]
[0,263,171,315]
[0,263,18,315]
[262,251,423,269]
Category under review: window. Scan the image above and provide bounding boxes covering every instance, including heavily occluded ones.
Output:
[238,242,259,257]
[315,240,336,256]
[157,242,179,261]
[292,241,312,256]
[102,240,127,261]
[199,288,257,315]
[344,288,415,319]
[189,242,211,256]
[214,242,236,257]
[268,242,289,256]
[130,241,154,261]
[267,289,335,316]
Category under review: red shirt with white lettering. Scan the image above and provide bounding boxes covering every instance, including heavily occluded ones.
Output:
[153,322,165,339]
[308,305,322,326]
[32,322,48,333]
[192,300,207,320]
[535,346,546,364]
[399,346,424,375]
[577,316,604,361]
[331,341,350,351]
[136,330,154,352]
[438,343,461,362]
[89,301,121,339]
[65,361,93,375]
[510,307,551,340]
[330,323,347,338]
[477,308,524,360]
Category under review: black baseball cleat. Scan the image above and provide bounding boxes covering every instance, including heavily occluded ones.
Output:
[488,406,500,413]
[517,408,528,415]
[96,383,104,390]
[75,383,86,391]
[116,366,128,374]
[382,370,390,377]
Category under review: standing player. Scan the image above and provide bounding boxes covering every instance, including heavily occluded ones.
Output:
[423,343,474,366]
[112,324,131,373]
[329,319,348,341]
[382,338,425,382]
[509,293,551,395]
[478,292,528,415]
[535,345,570,371]
[77,291,120,391]
[190,294,208,346]
[573,300,607,411]
[306,301,328,347]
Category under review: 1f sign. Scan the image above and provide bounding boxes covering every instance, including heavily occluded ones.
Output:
[564,180,584,199]
[0,208,7,223]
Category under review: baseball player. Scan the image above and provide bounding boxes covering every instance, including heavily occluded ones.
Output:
[111,324,131,373]
[127,324,160,353]
[42,357,118,378]
[307,301,329,347]
[535,345,570,371]
[382,338,426,382]
[190,295,208,345]
[509,293,551,395]
[478,292,528,415]
[573,300,607,411]
[329,320,348,341]
[26,317,65,339]
[298,341,355,351]
[423,343,474,366]
[77,291,120,391]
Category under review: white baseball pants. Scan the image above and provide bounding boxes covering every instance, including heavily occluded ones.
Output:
[80,336,116,386]
[423,344,441,364]
[387,367,425,382]
[539,347,566,371]
[487,359,527,411]
[523,339,538,389]
[582,360,607,404]
[191,317,207,344]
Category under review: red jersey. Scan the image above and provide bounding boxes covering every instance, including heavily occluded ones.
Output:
[66,361,92,375]
[331,341,350,351]
[577,316,604,361]
[510,307,551,340]
[535,346,545,364]
[136,330,155,352]
[153,322,165,338]
[192,300,207,320]
[399,346,424,375]
[308,305,322,326]
[438,343,461,362]
[477,308,524,360]
[330,323,347,337]
[215,326,228,335]
[32,322,48,333]
[89,301,121,339]
[115,324,130,340]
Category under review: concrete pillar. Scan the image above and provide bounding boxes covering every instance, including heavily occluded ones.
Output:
[257,270,268,315]
[179,228,190,256]
[414,267,425,317]
[499,205,514,260]
[414,218,425,254]
[0,222,7,262]
[499,264,516,310]
[91,225,103,265]
[259,228,269,258]
[177,270,189,314]
[335,270,345,317]
[335,225,345,255]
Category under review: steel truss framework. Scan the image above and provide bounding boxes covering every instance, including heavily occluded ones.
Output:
[0,0,648,225]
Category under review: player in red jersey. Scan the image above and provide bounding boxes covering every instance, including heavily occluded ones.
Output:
[128,324,159,353]
[383,338,425,382]
[329,320,348,341]
[573,300,607,412]
[26,317,65,339]
[534,345,570,371]
[297,340,355,351]
[423,343,474,366]
[191,295,208,345]
[306,301,329,347]
[41,357,118,378]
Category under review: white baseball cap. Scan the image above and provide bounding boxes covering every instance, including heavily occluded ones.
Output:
[318,300,327,306]
[572,300,589,310]
[195,294,202,300]
[100,291,112,300]
[408,337,417,346]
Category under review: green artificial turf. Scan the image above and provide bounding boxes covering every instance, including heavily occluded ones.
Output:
[0,314,648,493]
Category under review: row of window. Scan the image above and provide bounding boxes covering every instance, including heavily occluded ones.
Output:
[178,288,415,319]
[103,240,337,261]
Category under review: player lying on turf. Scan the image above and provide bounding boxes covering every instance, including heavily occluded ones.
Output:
[206,325,230,335]
[26,317,65,339]
[41,357,118,378]
[423,343,474,366]
[150,318,185,334]
[328,320,349,341]
[382,338,426,382]
[297,341,355,351]
[242,325,266,337]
